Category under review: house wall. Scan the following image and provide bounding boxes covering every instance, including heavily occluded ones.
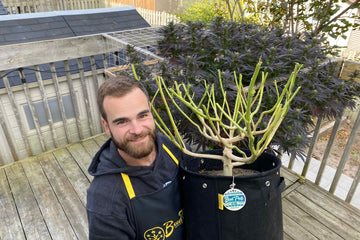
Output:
[0,71,105,165]
[344,18,360,61]
[340,60,360,83]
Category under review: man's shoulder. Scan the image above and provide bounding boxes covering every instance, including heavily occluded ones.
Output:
[87,174,129,216]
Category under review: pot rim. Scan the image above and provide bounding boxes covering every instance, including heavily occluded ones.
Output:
[180,150,282,180]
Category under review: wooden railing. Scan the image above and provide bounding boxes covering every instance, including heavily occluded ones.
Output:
[1,0,180,26]
[0,28,160,165]
[283,110,360,208]
[0,35,109,165]
[1,0,103,13]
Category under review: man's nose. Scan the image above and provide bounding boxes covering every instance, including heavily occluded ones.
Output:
[129,121,142,135]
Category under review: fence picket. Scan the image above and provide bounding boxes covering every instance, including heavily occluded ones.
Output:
[1,71,32,158]
[0,104,18,162]
[49,63,72,144]
[34,65,59,148]
[64,60,83,140]
[330,111,360,194]
[315,112,343,185]
[19,68,47,152]
[346,166,360,203]
[301,117,323,177]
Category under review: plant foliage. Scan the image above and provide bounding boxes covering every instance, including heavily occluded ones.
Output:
[124,18,360,159]
[178,0,360,43]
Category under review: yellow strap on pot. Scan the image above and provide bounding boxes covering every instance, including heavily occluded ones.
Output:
[218,194,224,210]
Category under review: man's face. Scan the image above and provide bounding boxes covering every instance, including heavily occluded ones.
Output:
[101,88,156,164]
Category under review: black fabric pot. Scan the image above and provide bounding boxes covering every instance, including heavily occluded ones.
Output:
[180,149,285,240]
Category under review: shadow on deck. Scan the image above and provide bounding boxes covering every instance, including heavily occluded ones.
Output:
[1,133,360,239]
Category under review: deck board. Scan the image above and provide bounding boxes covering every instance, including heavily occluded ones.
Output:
[5,162,50,240]
[1,133,360,240]
[81,138,103,157]
[67,143,94,182]
[0,168,26,240]
[38,153,88,239]
[53,148,90,205]
[283,198,343,240]
[283,214,318,240]
[21,157,77,240]
[286,190,360,239]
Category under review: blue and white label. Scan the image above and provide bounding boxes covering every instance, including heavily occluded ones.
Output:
[223,188,246,211]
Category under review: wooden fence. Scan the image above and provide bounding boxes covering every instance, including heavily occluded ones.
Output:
[2,0,103,13]
[1,0,180,26]
[103,2,180,26]
[136,7,179,26]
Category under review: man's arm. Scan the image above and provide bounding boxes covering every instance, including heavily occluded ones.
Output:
[87,210,136,240]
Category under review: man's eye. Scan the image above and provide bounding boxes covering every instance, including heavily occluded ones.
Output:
[139,114,148,119]
[116,120,128,125]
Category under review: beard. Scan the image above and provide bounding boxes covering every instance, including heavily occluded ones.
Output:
[111,128,157,159]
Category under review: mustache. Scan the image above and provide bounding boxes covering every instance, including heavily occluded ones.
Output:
[127,132,149,141]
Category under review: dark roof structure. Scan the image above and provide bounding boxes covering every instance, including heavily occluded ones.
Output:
[0,6,151,88]
[0,6,151,46]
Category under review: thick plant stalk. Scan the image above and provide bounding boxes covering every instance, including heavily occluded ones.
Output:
[152,61,302,176]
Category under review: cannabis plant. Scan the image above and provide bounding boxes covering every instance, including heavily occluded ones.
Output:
[154,18,360,158]
[125,18,360,160]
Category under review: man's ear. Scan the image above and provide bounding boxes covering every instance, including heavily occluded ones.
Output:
[101,118,111,136]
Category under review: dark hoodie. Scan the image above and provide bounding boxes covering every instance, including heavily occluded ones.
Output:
[86,134,187,240]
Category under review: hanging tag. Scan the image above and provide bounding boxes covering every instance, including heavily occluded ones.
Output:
[223,176,246,211]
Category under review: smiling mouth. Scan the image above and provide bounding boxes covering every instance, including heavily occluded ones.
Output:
[129,135,148,143]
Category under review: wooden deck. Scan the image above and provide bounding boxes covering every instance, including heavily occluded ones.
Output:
[1,134,360,240]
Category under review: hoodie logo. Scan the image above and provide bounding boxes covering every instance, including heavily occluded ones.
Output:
[143,210,183,240]
[144,227,165,240]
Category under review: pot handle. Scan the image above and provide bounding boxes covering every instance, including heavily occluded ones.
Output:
[278,177,286,192]
[262,177,285,205]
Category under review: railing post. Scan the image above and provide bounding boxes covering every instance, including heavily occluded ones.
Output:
[19,68,47,152]
[34,65,59,148]
[0,105,18,162]
[315,111,343,185]
[77,58,96,136]
[49,63,72,144]
[330,110,360,194]
[64,60,83,140]
[346,166,360,203]
[1,70,33,158]
[287,154,296,170]
[301,116,323,177]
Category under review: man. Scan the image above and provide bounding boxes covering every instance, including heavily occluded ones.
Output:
[86,76,186,240]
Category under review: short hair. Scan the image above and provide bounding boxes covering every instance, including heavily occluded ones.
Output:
[97,75,149,121]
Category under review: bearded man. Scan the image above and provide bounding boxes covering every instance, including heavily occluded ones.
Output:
[86,76,187,240]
